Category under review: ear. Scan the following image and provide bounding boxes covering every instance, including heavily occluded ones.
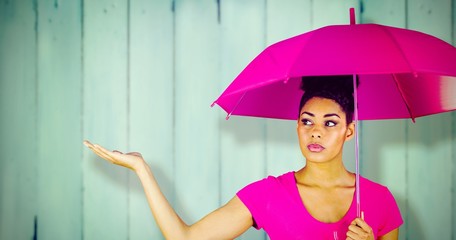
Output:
[345,122,355,141]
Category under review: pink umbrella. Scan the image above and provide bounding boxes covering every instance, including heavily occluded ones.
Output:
[212,8,456,217]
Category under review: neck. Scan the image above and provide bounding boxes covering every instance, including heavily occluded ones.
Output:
[295,161,354,188]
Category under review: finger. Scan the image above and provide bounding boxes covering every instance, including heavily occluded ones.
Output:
[85,142,104,156]
[348,224,365,236]
[113,150,123,154]
[353,218,372,232]
[86,143,116,161]
[91,145,116,162]
[93,144,116,158]
[128,152,142,157]
[95,144,122,163]
[83,140,94,148]
[347,228,369,240]
[84,141,109,157]
[346,230,358,240]
[93,150,114,162]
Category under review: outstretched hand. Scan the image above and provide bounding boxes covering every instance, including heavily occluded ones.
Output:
[346,212,374,240]
[83,140,145,172]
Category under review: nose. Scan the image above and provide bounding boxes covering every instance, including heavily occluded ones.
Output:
[311,126,322,139]
[312,133,321,138]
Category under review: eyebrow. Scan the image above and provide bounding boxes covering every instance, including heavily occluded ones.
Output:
[301,111,341,119]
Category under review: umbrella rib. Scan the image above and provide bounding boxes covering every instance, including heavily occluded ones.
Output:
[392,74,416,122]
[226,91,248,120]
[286,31,317,76]
[379,25,416,73]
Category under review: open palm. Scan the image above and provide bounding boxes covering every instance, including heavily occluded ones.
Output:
[83,140,144,171]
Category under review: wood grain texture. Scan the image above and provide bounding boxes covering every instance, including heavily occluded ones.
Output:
[82,0,129,239]
[0,0,38,239]
[128,0,174,239]
[173,0,221,227]
[0,1,455,239]
[36,0,82,238]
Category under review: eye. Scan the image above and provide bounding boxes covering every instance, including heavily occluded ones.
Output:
[325,121,337,127]
[301,118,313,126]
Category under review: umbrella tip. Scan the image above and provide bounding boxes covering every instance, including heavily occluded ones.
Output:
[225,113,231,120]
[350,8,356,25]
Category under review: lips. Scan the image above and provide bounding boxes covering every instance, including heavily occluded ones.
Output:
[307,143,325,152]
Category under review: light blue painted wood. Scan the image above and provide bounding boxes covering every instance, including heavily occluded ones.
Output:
[36,0,82,239]
[406,1,453,239]
[312,0,360,28]
[406,115,453,240]
[360,0,406,27]
[220,1,267,239]
[408,0,453,43]
[173,0,221,226]
[0,0,37,239]
[128,0,174,239]
[359,2,408,239]
[265,0,311,178]
[82,0,129,239]
[1,1,456,239]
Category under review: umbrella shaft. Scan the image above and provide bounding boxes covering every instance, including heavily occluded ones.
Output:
[353,74,361,218]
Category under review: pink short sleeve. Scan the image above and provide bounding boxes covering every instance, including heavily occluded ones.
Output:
[236,176,273,229]
[377,187,403,236]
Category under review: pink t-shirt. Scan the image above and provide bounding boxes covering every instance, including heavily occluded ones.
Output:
[237,172,403,239]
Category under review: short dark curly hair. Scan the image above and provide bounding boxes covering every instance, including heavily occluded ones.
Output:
[298,75,358,124]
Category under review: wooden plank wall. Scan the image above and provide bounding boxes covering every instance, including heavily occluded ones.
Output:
[0,1,37,239]
[36,0,82,239]
[0,0,455,239]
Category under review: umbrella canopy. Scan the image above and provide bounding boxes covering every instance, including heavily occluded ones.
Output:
[212,11,456,121]
[212,8,456,221]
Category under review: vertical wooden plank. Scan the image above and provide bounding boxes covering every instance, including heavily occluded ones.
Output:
[220,1,267,239]
[407,1,453,239]
[0,1,37,239]
[360,0,406,26]
[36,0,82,238]
[359,2,408,240]
[265,0,311,177]
[312,0,360,28]
[129,0,174,239]
[174,0,220,227]
[406,115,453,240]
[408,0,453,43]
[83,0,129,239]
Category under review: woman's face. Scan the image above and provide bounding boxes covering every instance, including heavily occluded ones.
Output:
[297,97,355,164]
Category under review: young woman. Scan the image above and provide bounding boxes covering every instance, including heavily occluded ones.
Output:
[84,75,403,239]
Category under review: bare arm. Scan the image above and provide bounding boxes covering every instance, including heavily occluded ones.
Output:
[84,141,253,240]
[378,228,399,240]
